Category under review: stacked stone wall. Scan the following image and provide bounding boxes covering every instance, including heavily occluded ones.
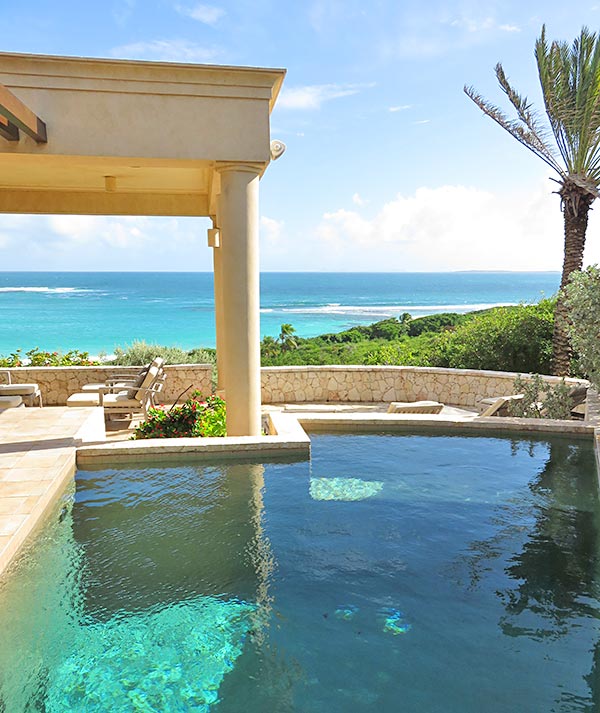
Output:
[1,364,214,406]
[2,363,588,410]
[260,366,586,408]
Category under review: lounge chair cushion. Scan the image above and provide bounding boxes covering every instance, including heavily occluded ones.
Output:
[387,400,444,414]
[126,367,150,399]
[130,359,164,401]
[102,392,150,410]
[0,384,39,396]
[67,393,100,407]
[0,395,23,409]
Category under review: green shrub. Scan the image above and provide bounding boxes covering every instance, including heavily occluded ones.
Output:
[111,340,216,366]
[407,312,469,337]
[508,374,573,420]
[0,347,97,367]
[430,300,555,373]
[133,393,226,439]
[564,265,600,391]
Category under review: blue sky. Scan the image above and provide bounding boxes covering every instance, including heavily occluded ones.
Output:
[2,0,600,271]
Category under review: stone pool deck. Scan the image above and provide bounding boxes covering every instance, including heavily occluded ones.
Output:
[0,406,103,578]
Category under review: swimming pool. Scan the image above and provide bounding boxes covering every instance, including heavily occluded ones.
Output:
[0,432,599,711]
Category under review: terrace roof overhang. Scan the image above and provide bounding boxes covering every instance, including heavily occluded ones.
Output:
[0,51,287,438]
[0,51,285,216]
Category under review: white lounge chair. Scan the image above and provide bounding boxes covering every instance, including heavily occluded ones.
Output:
[387,400,444,414]
[479,394,524,417]
[80,357,163,394]
[0,395,23,410]
[0,370,43,407]
[67,359,165,420]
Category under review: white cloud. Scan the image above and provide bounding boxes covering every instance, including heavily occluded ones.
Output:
[313,183,600,271]
[113,0,136,26]
[175,3,225,25]
[352,193,367,206]
[381,10,522,60]
[414,119,430,125]
[389,105,412,113]
[111,39,219,63]
[278,83,371,110]
[260,216,284,243]
[450,17,521,34]
[0,215,214,270]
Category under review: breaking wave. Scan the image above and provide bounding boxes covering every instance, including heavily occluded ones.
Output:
[0,287,92,294]
[260,302,519,316]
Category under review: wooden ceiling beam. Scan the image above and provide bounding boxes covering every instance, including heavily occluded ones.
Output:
[0,113,19,141]
[0,83,47,143]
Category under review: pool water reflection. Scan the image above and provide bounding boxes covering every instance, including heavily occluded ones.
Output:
[0,432,598,712]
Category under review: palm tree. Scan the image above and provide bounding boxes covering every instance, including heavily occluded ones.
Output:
[465,25,600,375]
[278,323,298,352]
[260,335,280,360]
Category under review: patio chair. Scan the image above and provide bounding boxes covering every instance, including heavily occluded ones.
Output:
[0,370,43,407]
[479,394,524,417]
[387,400,444,414]
[67,360,166,420]
[80,357,163,394]
[0,395,23,410]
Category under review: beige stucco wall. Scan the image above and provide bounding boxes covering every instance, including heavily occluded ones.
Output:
[0,53,284,162]
[2,364,213,406]
[260,366,586,408]
[0,52,285,216]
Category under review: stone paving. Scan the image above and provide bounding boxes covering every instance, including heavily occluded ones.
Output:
[0,406,103,578]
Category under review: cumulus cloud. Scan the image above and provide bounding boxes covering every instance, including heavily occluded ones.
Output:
[175,3,225,25]
[278,83,372,110]
[0,215,214,270]
[449,16,520,33]
[111,39,219,62]
[352,193,367,206]
[314,183,600,271]
[260,216,284,243]
[381,8,522,60]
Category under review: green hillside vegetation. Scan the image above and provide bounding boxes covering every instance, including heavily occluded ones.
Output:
[261,299,556,375]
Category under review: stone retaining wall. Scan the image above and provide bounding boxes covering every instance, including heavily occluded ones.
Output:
[1,363,588,410]
[260,365,586,408]
[1,364,214,406]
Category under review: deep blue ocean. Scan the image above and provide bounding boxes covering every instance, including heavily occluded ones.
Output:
[0,272,560,355]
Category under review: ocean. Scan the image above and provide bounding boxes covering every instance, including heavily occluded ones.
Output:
[0,272,560,355]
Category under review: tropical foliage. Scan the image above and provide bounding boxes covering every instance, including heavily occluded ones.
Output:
[508,374,573,419]
[465,25,600,375]
[111,340,216,366]
[0,347,97,367]
[260,300,556,374]
[564,265,600,390]
[133,393,226,439]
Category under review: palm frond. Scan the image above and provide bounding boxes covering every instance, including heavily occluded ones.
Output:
[466,24,600,199]
[463,84,564,175]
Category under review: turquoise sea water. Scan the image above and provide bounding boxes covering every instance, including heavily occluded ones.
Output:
[0,271,560,354]
[0,432,598,711]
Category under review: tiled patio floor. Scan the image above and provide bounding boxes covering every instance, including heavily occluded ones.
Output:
[0,406,103,578]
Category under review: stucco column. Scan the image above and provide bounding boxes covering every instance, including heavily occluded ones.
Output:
[217,163,262,436]
[211,204,226,394]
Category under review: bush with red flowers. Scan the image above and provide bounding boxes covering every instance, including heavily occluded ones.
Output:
[133,392,226,439]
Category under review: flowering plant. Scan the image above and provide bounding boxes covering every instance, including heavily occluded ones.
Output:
[133,392,226,439]
[0,347,97,367]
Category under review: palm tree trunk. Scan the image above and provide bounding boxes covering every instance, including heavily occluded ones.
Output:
[551,202,589,375]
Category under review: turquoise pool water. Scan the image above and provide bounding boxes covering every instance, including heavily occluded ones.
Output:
[0,432,599,712]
